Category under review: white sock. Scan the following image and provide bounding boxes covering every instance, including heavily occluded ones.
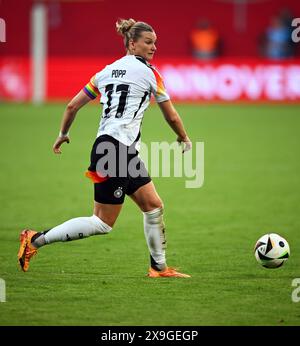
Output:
[143,207,167,270]
[43,215,112,244]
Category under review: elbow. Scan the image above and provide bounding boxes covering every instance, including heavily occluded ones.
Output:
[66,102,79,113]
[164,109,180,125]
[166,116,179,124]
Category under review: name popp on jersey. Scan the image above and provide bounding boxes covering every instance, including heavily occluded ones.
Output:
[112,70,127,78]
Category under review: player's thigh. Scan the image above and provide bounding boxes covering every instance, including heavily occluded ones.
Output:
[129,181,163,212]
[92,177,129,226]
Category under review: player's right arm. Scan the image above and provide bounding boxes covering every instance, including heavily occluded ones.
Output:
[53,76,100,154]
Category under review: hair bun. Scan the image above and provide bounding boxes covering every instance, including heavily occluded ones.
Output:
[116,18,136,36]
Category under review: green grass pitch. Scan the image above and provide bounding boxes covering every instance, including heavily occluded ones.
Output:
[0,102,300,326]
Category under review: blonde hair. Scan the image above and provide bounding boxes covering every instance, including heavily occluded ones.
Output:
[116,18,154,49]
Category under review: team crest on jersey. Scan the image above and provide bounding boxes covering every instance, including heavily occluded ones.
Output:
[114,187,123,198]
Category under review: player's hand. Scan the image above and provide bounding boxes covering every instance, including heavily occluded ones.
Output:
[53,135,70,154]
[177,136,192,153]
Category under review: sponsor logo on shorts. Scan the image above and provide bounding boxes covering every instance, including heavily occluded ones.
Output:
[114,187,123,198]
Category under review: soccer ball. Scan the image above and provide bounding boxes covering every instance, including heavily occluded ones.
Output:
[254,233,290,268]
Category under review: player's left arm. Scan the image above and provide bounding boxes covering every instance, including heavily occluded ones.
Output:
[53,90,92,154]
[158,99,192,153]
[150,67,192,153]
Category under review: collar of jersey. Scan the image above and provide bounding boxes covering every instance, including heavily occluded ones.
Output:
[134,55,152,68]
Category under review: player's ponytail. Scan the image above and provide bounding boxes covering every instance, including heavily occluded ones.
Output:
[116,18,154,49]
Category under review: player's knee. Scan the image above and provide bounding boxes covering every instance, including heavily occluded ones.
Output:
[143,206,164,225]
[143,199,163,212]
[100,216,116,228]
[93,204,121,228]
[94,210,118,227]
[91,215,113,234]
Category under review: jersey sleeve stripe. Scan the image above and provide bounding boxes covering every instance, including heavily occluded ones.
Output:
[152,68,167,96]
[83,82,100,99]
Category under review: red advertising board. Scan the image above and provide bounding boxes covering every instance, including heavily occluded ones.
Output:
[0,57,30,101]
[1,57,300,102]
[157,59,300,102]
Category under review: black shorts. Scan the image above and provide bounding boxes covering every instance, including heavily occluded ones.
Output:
[86,135,151,204]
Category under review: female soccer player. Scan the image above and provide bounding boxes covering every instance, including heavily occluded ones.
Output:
[18,19,192,278]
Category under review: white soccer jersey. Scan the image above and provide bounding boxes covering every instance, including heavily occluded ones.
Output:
[83,55,170,147]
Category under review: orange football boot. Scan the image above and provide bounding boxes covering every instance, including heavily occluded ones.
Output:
[18,230,38,272]
[148,267,191,278]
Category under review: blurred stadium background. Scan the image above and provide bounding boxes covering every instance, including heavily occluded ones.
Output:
[1,0,300,103]
[1,0,300,327]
